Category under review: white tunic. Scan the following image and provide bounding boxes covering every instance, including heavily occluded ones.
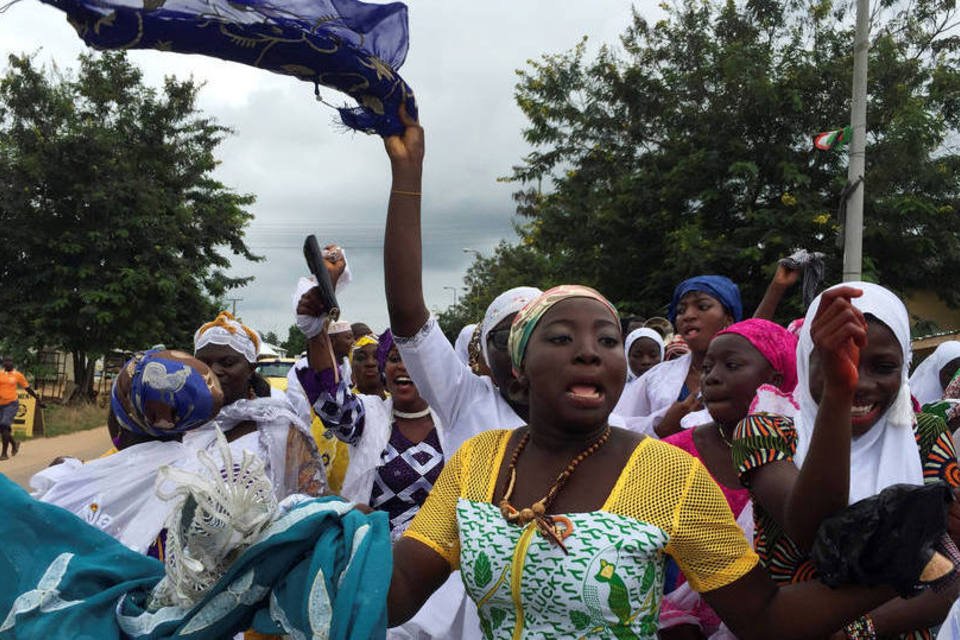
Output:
[614,353,692,437]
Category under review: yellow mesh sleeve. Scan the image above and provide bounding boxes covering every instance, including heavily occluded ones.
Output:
[403,429,512,570]
[404,437,468,569]
[666,459,758,592]
[606,439,757,593]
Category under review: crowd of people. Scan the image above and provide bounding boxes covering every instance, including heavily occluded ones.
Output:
[3,110,960,640]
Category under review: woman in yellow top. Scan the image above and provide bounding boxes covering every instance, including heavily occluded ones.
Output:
[381,110,952,640]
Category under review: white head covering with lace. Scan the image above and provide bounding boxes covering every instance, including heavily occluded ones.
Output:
[193,312,261,364]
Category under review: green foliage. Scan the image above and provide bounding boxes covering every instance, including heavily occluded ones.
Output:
[261,330,280,346]
[449,0,960,323]
[282,324,308,357]
[0,52,260,398]
[38,403,108,439]
[437,240,555,341]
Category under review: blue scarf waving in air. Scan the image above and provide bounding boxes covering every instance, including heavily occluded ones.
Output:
[39,0,417,136]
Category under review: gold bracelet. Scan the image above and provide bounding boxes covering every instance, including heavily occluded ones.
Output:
[391,189,422,197]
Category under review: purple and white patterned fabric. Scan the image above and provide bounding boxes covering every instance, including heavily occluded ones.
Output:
[371,428,444,537]
[299,364,445,536]
[298,367,366,445]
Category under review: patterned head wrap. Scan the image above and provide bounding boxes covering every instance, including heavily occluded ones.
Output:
[193,311,261,364]
[715,318,799,393]
[350,334,379,366]
[668,275,742,324]
[111,349,223,439]
[480,286,543,368]
[508,285,619,372]
[376,329,396,371]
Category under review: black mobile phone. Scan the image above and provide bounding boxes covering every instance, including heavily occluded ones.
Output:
[303,234,340,321]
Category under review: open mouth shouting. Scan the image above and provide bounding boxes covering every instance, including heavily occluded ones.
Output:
[393,375,414,389]
[566,381,605,409]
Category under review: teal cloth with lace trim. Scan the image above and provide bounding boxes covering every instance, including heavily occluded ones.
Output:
[0,476,391,639]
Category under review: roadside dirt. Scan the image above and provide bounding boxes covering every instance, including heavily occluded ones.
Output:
[2,426,111,489]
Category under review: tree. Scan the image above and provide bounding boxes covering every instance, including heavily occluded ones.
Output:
[281,324,308,358]
[437,240,554,341]
[447,0,960,326]
[0,52,260,401]
[261,330,280,347]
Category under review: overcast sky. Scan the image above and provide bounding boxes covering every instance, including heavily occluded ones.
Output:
[0,0,658,341]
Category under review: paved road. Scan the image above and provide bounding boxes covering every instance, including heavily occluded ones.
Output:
[1,426,110,489]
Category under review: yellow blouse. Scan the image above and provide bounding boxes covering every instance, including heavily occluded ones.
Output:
[404,430,757,640]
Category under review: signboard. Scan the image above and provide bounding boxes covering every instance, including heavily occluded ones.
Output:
[12,390,38,438]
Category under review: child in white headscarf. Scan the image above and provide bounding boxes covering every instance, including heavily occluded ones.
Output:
[911,341,960,406]
[624,327,665,382]
[733,282,960,637]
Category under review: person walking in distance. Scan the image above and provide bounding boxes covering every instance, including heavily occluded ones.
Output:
[0,356,42,459]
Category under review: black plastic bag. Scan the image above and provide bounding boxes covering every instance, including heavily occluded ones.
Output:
[812,482,955,597]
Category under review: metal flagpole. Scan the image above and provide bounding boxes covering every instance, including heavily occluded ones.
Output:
[842,0,870,281]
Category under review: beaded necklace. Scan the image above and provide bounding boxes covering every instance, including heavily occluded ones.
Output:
[498,426,612,553]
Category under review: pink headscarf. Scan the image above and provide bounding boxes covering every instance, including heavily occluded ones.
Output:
[715,318,798,393]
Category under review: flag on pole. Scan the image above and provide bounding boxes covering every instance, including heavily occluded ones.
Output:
[813,126,853,151]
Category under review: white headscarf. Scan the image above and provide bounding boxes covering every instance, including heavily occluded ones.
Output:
[454,323,477,365]
[194,312,261,364]
[480,287,542,368]
[910,341,960,406]
[793,281,922,504]
[624,328,665,382]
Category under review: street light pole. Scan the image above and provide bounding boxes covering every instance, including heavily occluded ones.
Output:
[843,0,870,282]
[225,297,243,316]
[443,286,458,306]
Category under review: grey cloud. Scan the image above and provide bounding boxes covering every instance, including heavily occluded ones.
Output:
[3,0,657,340]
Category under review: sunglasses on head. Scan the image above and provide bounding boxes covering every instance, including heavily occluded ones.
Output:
[486,328,511,351]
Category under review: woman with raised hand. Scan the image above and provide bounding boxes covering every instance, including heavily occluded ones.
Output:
[294,283,477,640]
[381,107,540,458]
[615,275,742,438]
[733,283,960,638]
[387,283,947,640]
[290,300,442,539]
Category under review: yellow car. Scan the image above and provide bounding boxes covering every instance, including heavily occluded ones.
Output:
[256,357,298,391]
